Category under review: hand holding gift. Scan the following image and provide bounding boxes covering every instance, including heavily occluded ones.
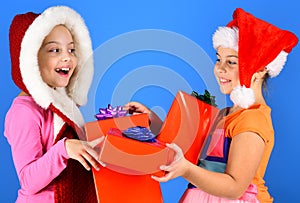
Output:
[123,101,163,135]
[151,143,191,182]
[65,137,106,171]
[129,90,219,183]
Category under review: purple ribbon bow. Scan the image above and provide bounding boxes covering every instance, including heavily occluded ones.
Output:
[95,104,127,120]
[122,126,157,142]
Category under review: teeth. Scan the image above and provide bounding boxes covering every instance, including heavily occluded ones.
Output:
[220,78,230,83]
[55,67,70,71]
[55,67,70,74]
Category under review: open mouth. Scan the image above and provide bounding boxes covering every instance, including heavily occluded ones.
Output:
[55,67,70,75]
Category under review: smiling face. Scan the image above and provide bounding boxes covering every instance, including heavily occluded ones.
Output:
[214,47,240,95]
[38,25,77,88]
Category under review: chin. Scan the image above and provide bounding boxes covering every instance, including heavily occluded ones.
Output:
[55,83,69,88]
[220,87,232,95]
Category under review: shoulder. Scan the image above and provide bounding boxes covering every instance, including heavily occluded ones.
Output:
[8,96,42,112]
[239,104,271,122]
[5,96,49,124]
[226,104,274,142]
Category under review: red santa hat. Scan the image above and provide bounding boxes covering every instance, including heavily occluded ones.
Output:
[213,8,298,108]
[9,6,94,139]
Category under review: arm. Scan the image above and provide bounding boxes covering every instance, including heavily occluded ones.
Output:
[4,102,103,195]
[123,101,163,135]
[5,105,68,195]
[152,131,265,199]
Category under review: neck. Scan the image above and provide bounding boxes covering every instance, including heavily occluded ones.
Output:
[18,91,29,96]
[228,104,241,115]
[251,81,266,105]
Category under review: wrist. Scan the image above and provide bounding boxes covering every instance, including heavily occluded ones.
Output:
[63,137,70,159]
[181,159,193,179]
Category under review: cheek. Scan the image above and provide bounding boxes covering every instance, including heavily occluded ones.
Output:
[233,71,240,85]
[213,66,218,78]
[68,54,77,68]
[42,59,55,71]
[38,53,52,69]
[73,57,78,67]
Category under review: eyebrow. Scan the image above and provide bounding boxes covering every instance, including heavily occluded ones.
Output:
[216,52,238,58]
[43,41,74,46]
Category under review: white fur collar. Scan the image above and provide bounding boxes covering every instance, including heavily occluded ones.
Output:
[19,6,93,130]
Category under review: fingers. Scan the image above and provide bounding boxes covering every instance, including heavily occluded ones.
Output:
[150,162,175,182]
[81,150,101,171]
[98,160,106,167]
[160,164,170,171]
[84,144,100,162]
[65,139,106,171]
[150,143,187,183]
[166,143,182,153]
[151,172,173,182]
[166,143,184,162]
[123,102,150,114]
[84,139,107,168]
[85,145,106,168]
[88,137,104,148]
[76,154,92,171]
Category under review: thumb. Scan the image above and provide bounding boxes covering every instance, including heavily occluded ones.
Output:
[166,143,184,161]
[88,136,105,148]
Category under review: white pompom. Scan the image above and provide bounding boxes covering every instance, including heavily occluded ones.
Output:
[230,85,255,109]
[266,51,288,77]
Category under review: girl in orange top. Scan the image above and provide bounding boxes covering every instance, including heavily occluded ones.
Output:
[125,8,298,202]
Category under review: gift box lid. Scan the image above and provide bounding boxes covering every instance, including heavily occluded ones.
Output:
[85,113,149,141]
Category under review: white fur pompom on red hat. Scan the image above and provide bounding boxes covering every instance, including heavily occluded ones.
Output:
[230,86,255,109]
[212,8,298,108]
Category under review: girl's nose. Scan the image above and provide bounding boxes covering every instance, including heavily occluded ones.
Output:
[216,63,226,73]
[61,54,71,62]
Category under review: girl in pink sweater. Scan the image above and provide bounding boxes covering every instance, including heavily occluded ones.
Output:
[4,6,103,203]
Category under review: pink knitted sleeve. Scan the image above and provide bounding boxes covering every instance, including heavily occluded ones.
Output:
[4,97,69,195]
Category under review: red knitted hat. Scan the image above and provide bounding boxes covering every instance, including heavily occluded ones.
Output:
[213,8,298,108]
[9,12,39,94]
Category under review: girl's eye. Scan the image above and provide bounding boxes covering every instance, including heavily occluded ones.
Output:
[228,60,237,65]
[49,48,59,53]
[69,48,76,53]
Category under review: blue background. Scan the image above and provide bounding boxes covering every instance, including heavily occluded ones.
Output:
[1,1,299,202]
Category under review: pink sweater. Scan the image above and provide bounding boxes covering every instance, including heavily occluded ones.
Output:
[4,96,69,202]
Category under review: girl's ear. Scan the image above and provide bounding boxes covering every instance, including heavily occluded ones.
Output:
[250,68,268,85]
[253,68,267,81]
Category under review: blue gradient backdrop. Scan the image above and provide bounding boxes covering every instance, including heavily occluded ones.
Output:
[1,1,299,202]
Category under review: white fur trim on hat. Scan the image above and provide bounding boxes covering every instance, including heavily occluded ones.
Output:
[266,51,288,77]
[213,26,239,52]
[230,85,255,109]
[19,6,93,128]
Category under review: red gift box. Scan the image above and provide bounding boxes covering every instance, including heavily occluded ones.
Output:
[99,131,174,176]
[157,91,219,164]
[85,113,166,203]
[84,91,219,202]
